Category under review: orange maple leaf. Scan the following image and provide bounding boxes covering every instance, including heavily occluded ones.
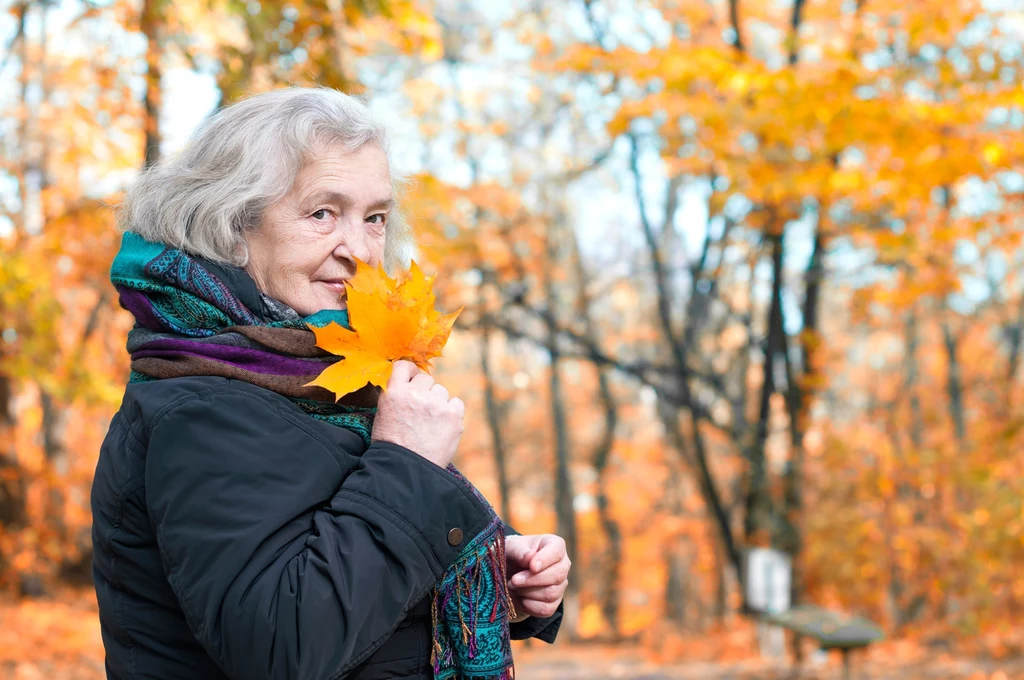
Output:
[307,260,462,400]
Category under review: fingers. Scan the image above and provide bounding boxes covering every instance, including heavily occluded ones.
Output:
[513,597,562,619]
[526,536,567,574]
[390,362,460,407]
[410,372,435,391]
[510,555,571,588]
[372,362,463,468]
[503,535,540,567]
[449,397,465,417]
[387,361,461,419]
[508,582,567,602]
[388,360,419,386]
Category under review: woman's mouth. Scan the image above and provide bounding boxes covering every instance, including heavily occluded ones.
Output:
[319,280,348,296]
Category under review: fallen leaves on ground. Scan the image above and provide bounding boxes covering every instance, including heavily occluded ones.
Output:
[2,590,1022,680]
[0,589,103,680]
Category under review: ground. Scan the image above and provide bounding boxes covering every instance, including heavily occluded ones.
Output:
[515,644,1024,679]
[1,590,1021,679]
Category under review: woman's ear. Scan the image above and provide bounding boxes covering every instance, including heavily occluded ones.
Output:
[235,240,251,268]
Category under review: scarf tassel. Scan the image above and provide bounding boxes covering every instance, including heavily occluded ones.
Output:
[431,519,516,680]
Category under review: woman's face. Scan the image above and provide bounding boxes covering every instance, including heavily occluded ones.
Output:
[244,143,393,316]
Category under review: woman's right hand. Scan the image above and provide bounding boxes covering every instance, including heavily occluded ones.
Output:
[371,360,464,468]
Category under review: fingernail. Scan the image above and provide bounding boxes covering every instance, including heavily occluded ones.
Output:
[513,574,526,585]
[532,560,542,572]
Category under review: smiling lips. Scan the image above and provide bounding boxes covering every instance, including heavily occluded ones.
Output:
[319,280,348,297]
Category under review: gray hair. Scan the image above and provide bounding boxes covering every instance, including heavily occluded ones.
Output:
[119,87,413,270]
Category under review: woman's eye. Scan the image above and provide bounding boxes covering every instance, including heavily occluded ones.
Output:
[367,214,387,227]
[311,209,330,220]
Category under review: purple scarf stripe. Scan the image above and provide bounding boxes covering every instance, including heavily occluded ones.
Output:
[118,287,217,338]
[134,338,328,376]
[118,288,172,334]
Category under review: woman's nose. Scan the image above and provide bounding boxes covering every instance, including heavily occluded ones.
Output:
[336,223,372,264]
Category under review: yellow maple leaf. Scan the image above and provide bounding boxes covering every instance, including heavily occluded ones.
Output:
[307,260,462,400]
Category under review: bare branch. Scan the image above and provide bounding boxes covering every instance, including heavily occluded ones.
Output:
[728,0,745,54]
[788,0,807,66]
[0,2,28,77]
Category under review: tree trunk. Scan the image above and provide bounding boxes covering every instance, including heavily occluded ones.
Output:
[1006,294,1024,383]
[781,226,823,664]
[140,0,163,167]
[660,402,743,586]
[33,1,71,556]
[905,305,926,450]
[541,226,579,638]
[567,223,622,637]
[443,52,510,525]
[728,0,745,53]
[629,134,743,588]
[787,0,806,65]
[13,0,30,239]
[0,370,26,532]
[38,387,68,535]
[941,322,967,445]
[713,542,729,625]
[479,320,513,524]
[593,366,622,637]
[745,231,784,547]
[0,0,32,578]
[547,351,576,555]
[548,350,579,637]
[664,545,689,628]
[2,0,26,522]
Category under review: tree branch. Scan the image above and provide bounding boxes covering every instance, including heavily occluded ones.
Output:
[788,0,807,66]
[0,1,28,77]
[728,0,745,54]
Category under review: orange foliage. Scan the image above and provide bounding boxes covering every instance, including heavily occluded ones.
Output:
[310,260,461,398]
[2,0,1024,674]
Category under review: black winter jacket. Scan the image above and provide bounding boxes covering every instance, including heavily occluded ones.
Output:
[91,376,561,680]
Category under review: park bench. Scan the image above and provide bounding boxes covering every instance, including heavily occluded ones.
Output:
[766,604,884,679]
[745,548,884,679]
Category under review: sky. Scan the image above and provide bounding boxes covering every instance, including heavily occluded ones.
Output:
[2,0,1019,321]
[0,0,850,337]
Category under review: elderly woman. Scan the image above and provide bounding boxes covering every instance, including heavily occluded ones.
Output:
[91,87,568,680]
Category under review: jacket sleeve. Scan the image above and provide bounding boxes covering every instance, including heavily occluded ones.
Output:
[144,389,493,680]
[502,523,564,643]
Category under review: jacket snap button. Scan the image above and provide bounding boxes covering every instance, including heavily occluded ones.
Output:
[447,528,464,546]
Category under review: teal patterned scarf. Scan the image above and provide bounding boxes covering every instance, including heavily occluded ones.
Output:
[111,232,516,679]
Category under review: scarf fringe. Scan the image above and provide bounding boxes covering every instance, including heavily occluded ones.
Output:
[431,519,516,680]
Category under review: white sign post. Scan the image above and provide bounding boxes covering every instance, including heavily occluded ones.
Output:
[744,547,792,659]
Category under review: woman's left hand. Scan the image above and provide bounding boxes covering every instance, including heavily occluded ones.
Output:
[504,534,570,621]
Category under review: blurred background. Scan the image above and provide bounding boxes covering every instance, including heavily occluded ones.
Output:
[1,0,1023,678]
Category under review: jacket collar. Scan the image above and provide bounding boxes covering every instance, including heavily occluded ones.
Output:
[195,257,300,324]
